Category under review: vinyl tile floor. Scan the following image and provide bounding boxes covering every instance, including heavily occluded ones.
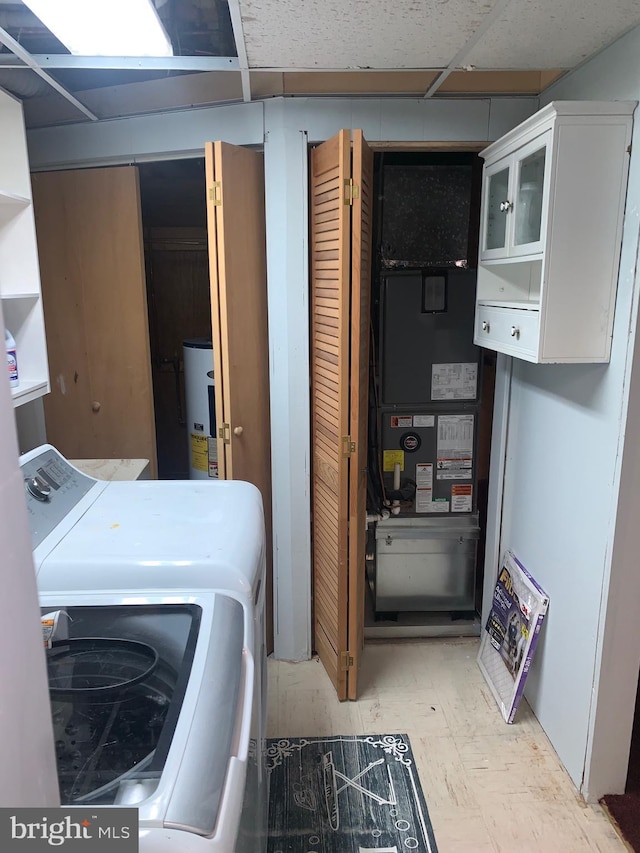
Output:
[266,638,628,853]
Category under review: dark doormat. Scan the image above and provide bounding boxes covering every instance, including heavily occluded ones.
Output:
[266,734,439,852]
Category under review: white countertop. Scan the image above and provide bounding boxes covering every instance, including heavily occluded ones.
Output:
[69,458,151,481]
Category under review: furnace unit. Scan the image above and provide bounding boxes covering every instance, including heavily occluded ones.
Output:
[370,267,482,615]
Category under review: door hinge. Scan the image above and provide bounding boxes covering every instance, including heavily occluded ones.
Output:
[342,435,356,456]
[218,422,231,444]
[209,181,222,205]
[340,651,354,670]
[343,178,360,205]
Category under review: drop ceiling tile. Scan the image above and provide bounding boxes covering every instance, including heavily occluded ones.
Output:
[465,0,640,69]
[240,0,498,69]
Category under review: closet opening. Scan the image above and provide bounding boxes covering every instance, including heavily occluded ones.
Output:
[309,136,497,689]
[364,148,495,639]
[138,157,212,481]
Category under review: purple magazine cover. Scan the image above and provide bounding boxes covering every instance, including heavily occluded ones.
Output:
[478,550,550,723]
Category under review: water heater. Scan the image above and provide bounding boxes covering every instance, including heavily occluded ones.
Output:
[183,338,217,480]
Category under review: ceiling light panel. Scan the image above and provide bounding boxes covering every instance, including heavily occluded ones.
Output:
[21,0,173,57]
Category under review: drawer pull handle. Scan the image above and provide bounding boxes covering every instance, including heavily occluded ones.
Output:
[482,321,490,332]
[511,326,520,339]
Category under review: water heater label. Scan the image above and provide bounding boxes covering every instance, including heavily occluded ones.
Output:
[431,362,477,401]
[190,432,209,472]
[207,436,218,479]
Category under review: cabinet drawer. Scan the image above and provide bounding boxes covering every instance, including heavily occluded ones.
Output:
[474,304,540,359]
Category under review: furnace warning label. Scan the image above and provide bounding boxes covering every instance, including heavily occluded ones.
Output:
[426,498,450,513]
[437,414,474,480]
[416,462,433,489]
[431,363,478,401]
[452,484,473,512]
[383,449,405,472]
[390,415,413,428]
[415,463,434,513]
[413,414,435,428]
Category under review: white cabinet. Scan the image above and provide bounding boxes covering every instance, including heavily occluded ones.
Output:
[475,101,635,363]
[0,90,49,405]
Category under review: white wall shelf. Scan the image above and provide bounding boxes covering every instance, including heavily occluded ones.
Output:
[475,101,635,363]
[0,91,49,406]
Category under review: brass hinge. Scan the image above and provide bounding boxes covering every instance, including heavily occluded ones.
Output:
[343,178,360,205]
[342,435,356,456]
[209,181,222,205]
[340,651,354,670]
[218,422,231,444]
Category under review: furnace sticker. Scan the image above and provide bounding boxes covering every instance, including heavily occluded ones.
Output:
[390,415,413,428]
[415,488,433,513]
[451,484,473,512]
[413,414,435,428]
[431,362,478,401]
[415,462,433,488]
[426,498,450,513]
[414,464,434,513]
[436,414,474,480]
[383,449,405,472]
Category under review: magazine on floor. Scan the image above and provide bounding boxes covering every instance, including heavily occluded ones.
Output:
[477,549,549,723]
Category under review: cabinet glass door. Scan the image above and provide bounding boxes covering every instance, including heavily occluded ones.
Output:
[513,140,547,251]
[484,165,510,252]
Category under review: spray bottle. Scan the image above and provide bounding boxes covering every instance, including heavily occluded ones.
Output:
[5,328,18,388]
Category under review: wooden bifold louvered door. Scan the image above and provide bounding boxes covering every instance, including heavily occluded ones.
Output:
[310,129,373,701]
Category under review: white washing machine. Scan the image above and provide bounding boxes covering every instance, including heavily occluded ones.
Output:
[20,444,268,853]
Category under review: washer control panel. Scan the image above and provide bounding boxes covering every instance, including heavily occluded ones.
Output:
[20,447,97,550]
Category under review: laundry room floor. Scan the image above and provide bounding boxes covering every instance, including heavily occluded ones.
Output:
[267,639,627,852]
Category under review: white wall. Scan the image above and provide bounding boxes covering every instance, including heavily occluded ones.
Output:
[27,94,539,662]
[482,25,640,799]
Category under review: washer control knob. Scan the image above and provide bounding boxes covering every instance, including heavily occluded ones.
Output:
[26,475,51,502]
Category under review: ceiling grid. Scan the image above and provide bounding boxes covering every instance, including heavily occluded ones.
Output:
[0,0,637,127]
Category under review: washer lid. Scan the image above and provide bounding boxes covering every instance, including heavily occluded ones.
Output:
[44,595,247,839]
[38,479,264,596]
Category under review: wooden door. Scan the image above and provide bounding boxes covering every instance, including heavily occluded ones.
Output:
[205,142,273,651]
[310,130,373,700]
[32,167,157,473]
